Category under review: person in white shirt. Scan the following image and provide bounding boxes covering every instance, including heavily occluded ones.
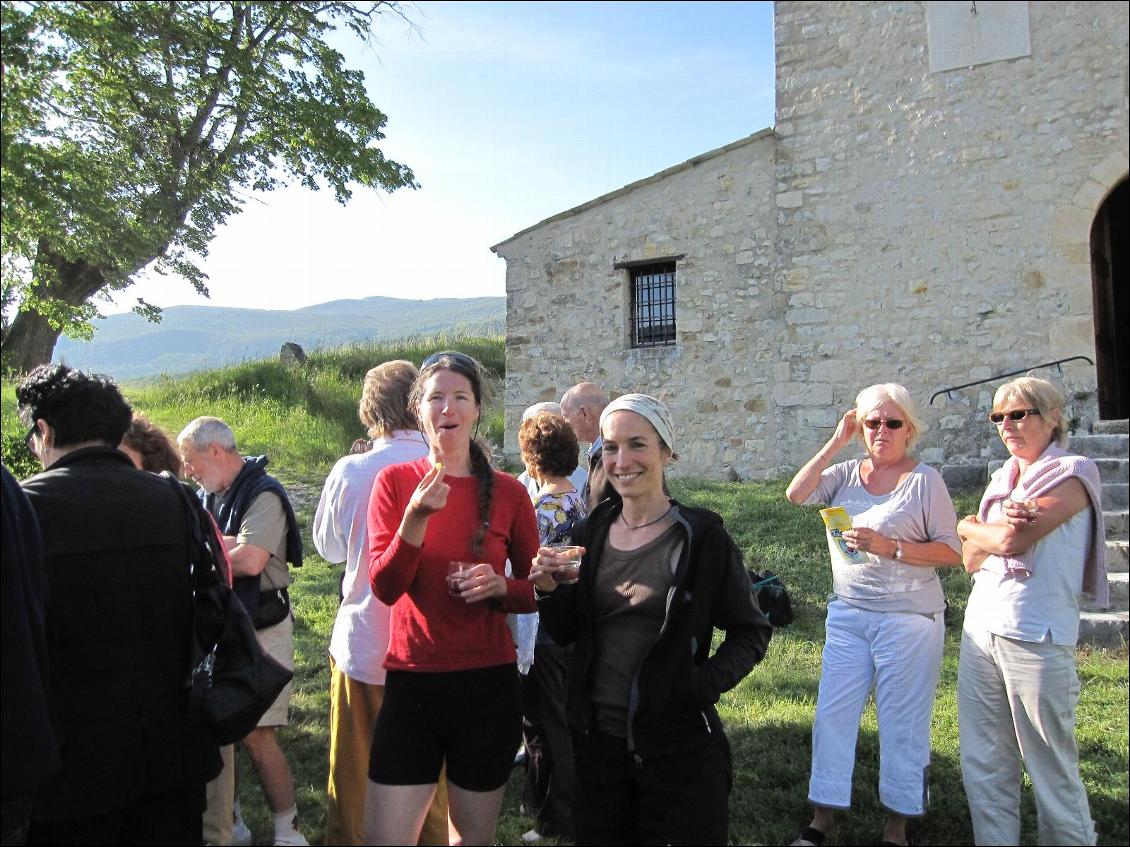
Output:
[313,361,448,846]
[957,377,1104,846]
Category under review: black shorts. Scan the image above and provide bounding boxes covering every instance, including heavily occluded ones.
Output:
[369,663,522,792]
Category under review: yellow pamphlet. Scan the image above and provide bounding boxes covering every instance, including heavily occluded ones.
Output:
[819,506,868,565]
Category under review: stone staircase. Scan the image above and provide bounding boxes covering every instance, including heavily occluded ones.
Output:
[1073,419,1129,648]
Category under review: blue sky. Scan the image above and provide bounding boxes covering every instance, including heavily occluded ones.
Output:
[109,1,776,313]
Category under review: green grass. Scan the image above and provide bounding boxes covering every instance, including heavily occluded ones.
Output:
[2,332,506,484]
[2,342,1126,845]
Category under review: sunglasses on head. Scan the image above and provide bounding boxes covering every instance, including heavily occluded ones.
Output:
[862,418,904,430]
[421,350,477,371]
[989,408,1041,425]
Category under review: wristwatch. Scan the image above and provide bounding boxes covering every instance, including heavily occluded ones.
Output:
[893,539,904,561]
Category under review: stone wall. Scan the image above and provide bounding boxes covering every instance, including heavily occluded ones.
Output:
[772,0,1129,469]
[495,1,1129,481]
[494,132,781,478]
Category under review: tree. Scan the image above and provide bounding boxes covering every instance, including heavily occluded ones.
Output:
[1,1,417,372]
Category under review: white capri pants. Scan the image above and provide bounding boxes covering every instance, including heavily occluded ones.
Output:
[808,600,944,816]
[957,625,1095,846]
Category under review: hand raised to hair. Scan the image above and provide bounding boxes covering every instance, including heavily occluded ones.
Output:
[828,409,859,452]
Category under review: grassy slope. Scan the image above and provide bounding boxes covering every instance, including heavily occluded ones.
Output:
[2,338,1126,846]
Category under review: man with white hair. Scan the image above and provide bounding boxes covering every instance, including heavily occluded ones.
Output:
[516,402,587,498]
[559,383,610,510]
[178,417,307,847]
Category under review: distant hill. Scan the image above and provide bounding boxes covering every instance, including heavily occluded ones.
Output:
[54,296,505,380]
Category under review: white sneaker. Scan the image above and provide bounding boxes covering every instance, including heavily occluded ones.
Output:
[521,829,543,844]
[230,816,253,847]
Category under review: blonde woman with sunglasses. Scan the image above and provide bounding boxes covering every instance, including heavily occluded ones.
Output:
[785,383,962,847]
[956,377,1106,845]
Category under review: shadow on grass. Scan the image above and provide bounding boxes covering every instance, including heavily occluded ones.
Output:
[728,720,978,846]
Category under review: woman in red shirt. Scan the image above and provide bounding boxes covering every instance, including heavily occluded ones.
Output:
[364,351,540,845]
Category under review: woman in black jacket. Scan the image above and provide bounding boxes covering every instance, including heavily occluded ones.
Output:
[530,393,771,845]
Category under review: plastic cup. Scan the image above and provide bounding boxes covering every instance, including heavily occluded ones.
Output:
[447,561,475,597]
[548,544,583,585]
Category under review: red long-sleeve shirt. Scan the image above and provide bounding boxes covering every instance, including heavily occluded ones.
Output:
[367,457,539,672]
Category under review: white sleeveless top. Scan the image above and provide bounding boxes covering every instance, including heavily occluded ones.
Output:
[964,506,1093,646]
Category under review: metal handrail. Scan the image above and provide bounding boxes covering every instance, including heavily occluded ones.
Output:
[930,356,1095,405]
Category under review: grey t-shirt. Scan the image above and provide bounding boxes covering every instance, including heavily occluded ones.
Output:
[805,459,961,614]
[590,523,683,737]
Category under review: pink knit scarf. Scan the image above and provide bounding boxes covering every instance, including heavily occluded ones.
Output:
[977,443,1108,607]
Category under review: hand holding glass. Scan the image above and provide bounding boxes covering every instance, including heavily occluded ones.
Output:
[547,544,583,584]
[447,561,475,597]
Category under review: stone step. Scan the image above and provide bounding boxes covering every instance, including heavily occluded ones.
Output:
[1095,458,1129,484]
[1106,483,1129,510]
[1077,610,1129,648]
[941,463,986,491]
[1109,571,1129,606]
[1105,511,1129,537]
[1083,572,1129,611]
[1106,538,1128,573]
[1093,419,1129,435]
[1069,433,1129,458]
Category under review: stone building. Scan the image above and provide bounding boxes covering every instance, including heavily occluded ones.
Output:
[492,1,1129,480]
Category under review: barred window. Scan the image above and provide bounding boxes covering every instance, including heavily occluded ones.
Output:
[630,262,676,348]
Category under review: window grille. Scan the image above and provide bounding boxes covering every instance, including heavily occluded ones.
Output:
[630,262,676,348]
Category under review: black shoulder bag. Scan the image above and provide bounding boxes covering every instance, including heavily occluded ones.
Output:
[164,475,293,745]
[748,568,795,628]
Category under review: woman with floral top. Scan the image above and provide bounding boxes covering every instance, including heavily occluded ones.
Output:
[514,411,586,843]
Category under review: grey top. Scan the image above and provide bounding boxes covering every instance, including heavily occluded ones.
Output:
[590,523,682,737]
[805,459,961,614]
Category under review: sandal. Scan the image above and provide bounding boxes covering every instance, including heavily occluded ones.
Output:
[790,826,827,847]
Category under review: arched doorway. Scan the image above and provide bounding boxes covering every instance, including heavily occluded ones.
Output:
[1091,178,1128,420]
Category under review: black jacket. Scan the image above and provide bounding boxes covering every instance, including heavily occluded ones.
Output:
[21,447,198,820]
[537,498,772,760]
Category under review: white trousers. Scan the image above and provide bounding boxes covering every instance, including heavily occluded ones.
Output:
[957,626,1096,846]
[808,601,944,815]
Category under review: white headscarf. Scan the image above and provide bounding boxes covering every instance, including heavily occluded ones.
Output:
[599,393,676,454]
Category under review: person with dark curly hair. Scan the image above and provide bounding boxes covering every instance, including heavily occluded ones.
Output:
[515,411,585,844]
[16,365,206,845]
[119,413,183,476]
[364,351,540,845]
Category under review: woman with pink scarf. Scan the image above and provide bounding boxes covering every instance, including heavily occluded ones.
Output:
[957,376,1107,846]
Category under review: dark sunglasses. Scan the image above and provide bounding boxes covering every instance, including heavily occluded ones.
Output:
[989,408,1041,425]
[862,418,904,430]
[421,350,478,372]
[24,424,38,456]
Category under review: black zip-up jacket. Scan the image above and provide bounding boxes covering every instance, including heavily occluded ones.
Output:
[537,498,772,761]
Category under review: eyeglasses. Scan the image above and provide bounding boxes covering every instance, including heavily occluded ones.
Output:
[421,350,478,372]
[24,424,38,456]
[989,408,1041,425]
[862,418,904,430]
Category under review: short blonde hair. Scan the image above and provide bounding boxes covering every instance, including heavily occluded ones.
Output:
[993,377,1067,447]
[360,360,418,438]
[854,383,926,451]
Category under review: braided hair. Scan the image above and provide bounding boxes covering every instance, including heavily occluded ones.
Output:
[410,352,494,557]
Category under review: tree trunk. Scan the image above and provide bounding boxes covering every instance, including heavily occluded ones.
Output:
[3,309,63,374]
[1,246,108,373]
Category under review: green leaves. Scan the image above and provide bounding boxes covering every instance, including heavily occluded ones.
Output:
[1,0,416,364]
